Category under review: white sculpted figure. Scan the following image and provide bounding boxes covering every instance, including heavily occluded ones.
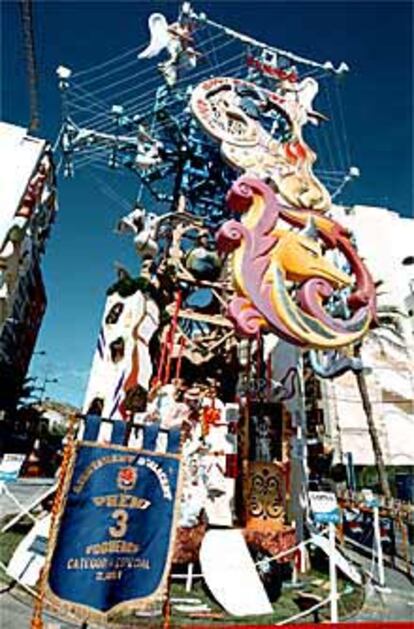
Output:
[138,12,198,86]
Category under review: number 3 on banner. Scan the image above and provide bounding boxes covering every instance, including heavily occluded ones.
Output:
[109,509,129,538]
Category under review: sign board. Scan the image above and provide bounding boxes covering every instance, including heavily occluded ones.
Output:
[309,491,340,524]
[0,453,26,482]
[7,514,51,586]
[361,488,379,508]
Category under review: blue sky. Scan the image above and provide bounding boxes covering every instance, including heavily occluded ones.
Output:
[1,1,412,406]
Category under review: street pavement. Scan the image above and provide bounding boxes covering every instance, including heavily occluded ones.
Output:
[0,586,79,629]
[344,546,414,624]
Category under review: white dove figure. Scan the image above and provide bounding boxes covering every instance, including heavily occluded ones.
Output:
[138,13,172,59]
[283,77,327,126]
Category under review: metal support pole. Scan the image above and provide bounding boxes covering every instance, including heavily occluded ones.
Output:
[185,562,194,593]
[329,521,338,623]
[373,504,385,587]
[291,355,308,572]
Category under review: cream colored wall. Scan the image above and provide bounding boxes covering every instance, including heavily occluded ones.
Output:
[324,205,414,467]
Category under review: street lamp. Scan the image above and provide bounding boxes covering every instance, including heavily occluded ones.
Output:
[39,377,59,400]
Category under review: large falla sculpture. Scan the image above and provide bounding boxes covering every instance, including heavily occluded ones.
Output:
[38,4,377,624]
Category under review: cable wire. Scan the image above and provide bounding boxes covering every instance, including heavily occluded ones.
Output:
[73,43,143,79]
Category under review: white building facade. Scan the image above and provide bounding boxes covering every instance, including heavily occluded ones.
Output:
[321,205,414,497]
[0,122,57,410]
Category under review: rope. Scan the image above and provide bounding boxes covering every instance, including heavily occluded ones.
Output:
[199,25,225,73]
[276,596,331,625]
[68,100,108,117]
[124,51,246,131]
[73,143,113,160]
[70,84,110,112]
[331,175,352,200]
[302,67,331,80]
[88,171,132,212]
[85,161,124,176]
[315,113,337,175]
[73,23,208,84]
[74,140,121,157]
[73,43,143,79]
[72,29,232,130]
[74,153,112,172]
[76,53,151,89]
[334,78,352,168]
[309,127,326,171]
[303,69,331,82]
[121,35,237,111]
[199,12,346,73]
[317,173,349,182]
[315,168,349,176]
[74,150,111,169]
[84,63,162,100]
[52,126,63,153]
[84,53,245,136]
[254,526,329,568]
[321,77,348,173]
[78,35,240,132]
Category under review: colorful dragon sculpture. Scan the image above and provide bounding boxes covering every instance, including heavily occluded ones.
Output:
[216,177,376,349]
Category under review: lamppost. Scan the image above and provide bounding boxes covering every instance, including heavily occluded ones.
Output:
[39,377,59,402]
[23,375,59,404]
[30,351,59,402]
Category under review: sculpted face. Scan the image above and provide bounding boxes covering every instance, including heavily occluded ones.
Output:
[271,230,352,288]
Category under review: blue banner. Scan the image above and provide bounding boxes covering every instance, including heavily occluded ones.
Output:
[45,441,181,622]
